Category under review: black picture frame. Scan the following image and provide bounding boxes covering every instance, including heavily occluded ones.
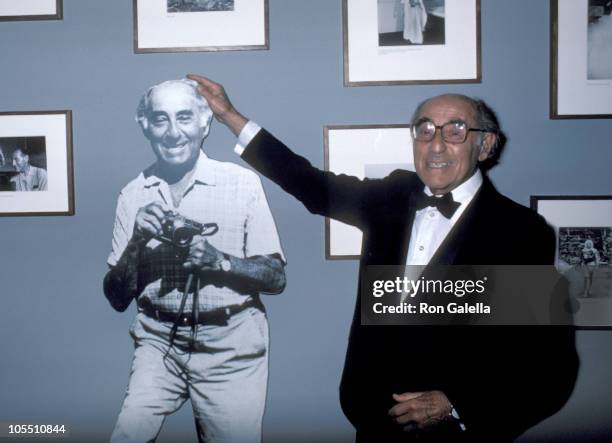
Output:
[133,0,269,54]
[0,0,62,22]
[343,0,481,86]
[0,110,74,217]
[531,195,612,328]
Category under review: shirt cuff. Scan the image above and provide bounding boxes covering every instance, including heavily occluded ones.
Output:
[450,406,467,431]
[234,121,262,156]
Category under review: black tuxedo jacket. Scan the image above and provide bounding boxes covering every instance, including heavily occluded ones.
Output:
[243,129,578,442]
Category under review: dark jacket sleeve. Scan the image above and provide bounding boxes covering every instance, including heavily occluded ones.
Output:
[241,128,405,230]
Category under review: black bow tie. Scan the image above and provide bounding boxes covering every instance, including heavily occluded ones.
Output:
[415,191,460,219]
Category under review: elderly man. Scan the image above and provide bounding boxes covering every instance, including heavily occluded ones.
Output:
[10,148,47,191]
[103,79,286,443]
[187,74,578,442]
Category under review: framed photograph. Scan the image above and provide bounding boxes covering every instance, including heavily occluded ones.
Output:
[324,124,414,259]
[343,0,481,86]
[551,0,612,118]
[0,0,62,21]
[133,0,269,53]
[531,195,612,328]
[0,111,74,217]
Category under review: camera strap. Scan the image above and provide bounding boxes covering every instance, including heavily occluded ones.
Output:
[167,272,195,350]
[190,275,200,347]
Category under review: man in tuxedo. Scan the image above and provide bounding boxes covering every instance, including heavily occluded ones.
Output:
[187,74,578,442]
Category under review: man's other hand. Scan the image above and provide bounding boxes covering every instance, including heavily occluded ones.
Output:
[388,390,453,432]
[186,74,248,136]
[183,236,224,272]
[134,202,171,241]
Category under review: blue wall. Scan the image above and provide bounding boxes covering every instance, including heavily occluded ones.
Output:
[0,1,611,442]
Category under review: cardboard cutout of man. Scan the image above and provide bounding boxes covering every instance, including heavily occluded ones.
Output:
[104,79,286,443]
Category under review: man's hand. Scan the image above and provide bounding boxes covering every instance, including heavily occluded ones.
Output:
[186,74,248,136]
[183,236,224,272]
[134,202,171,241]
[388,390,453,432]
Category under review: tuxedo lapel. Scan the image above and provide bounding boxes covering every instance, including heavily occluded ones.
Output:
[427,178,491,266]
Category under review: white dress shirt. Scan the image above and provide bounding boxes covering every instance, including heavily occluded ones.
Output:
[406,170,483,265]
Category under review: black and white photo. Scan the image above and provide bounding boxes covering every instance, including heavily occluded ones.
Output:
[587,0,612,79]
[167,0,234,13]
[0,111,73,217]
[0,136,47,192]
[377,0,445,46]
[558,227,612,299]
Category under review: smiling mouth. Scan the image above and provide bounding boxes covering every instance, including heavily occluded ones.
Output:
[163,142,188,152]
[426,161,452,169]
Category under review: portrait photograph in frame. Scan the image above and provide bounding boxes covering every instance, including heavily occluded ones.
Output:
[133,0,269,53]
[0,111,74,217]
[551,0,612,118]
[531,195,612,328]
[0,0,62,21]
[343,0,481,86]
[324,124,414,259]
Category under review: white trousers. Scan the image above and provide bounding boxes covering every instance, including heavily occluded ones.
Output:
[110,308,269,443]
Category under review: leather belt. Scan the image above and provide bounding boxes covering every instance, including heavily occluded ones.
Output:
[139,298,261,326]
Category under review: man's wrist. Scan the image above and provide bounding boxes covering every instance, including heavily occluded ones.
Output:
[224,111,248,136]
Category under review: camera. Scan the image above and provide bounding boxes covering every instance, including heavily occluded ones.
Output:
[158,211,218,248]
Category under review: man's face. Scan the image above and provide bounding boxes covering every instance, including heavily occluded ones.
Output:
[412,95,493,195]
[144,83,207,167]
[12,151,29,173]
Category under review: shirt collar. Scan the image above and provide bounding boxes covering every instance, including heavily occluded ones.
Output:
[424,169,483,205]
[142,151,216,188]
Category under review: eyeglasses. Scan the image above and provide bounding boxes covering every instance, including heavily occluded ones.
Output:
[411,119,487,144]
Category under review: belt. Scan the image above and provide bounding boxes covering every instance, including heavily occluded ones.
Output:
[139,298,262,327]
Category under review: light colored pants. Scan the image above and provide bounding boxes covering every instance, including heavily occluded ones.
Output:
[110,308,269,443]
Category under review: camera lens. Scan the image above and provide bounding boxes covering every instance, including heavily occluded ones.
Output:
[173,227,192,247]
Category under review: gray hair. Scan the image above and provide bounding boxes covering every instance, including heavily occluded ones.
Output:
[135,78,213,131]
[411,94,506,161]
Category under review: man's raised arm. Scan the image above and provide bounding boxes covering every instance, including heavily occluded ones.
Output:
[185,74,402,231]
